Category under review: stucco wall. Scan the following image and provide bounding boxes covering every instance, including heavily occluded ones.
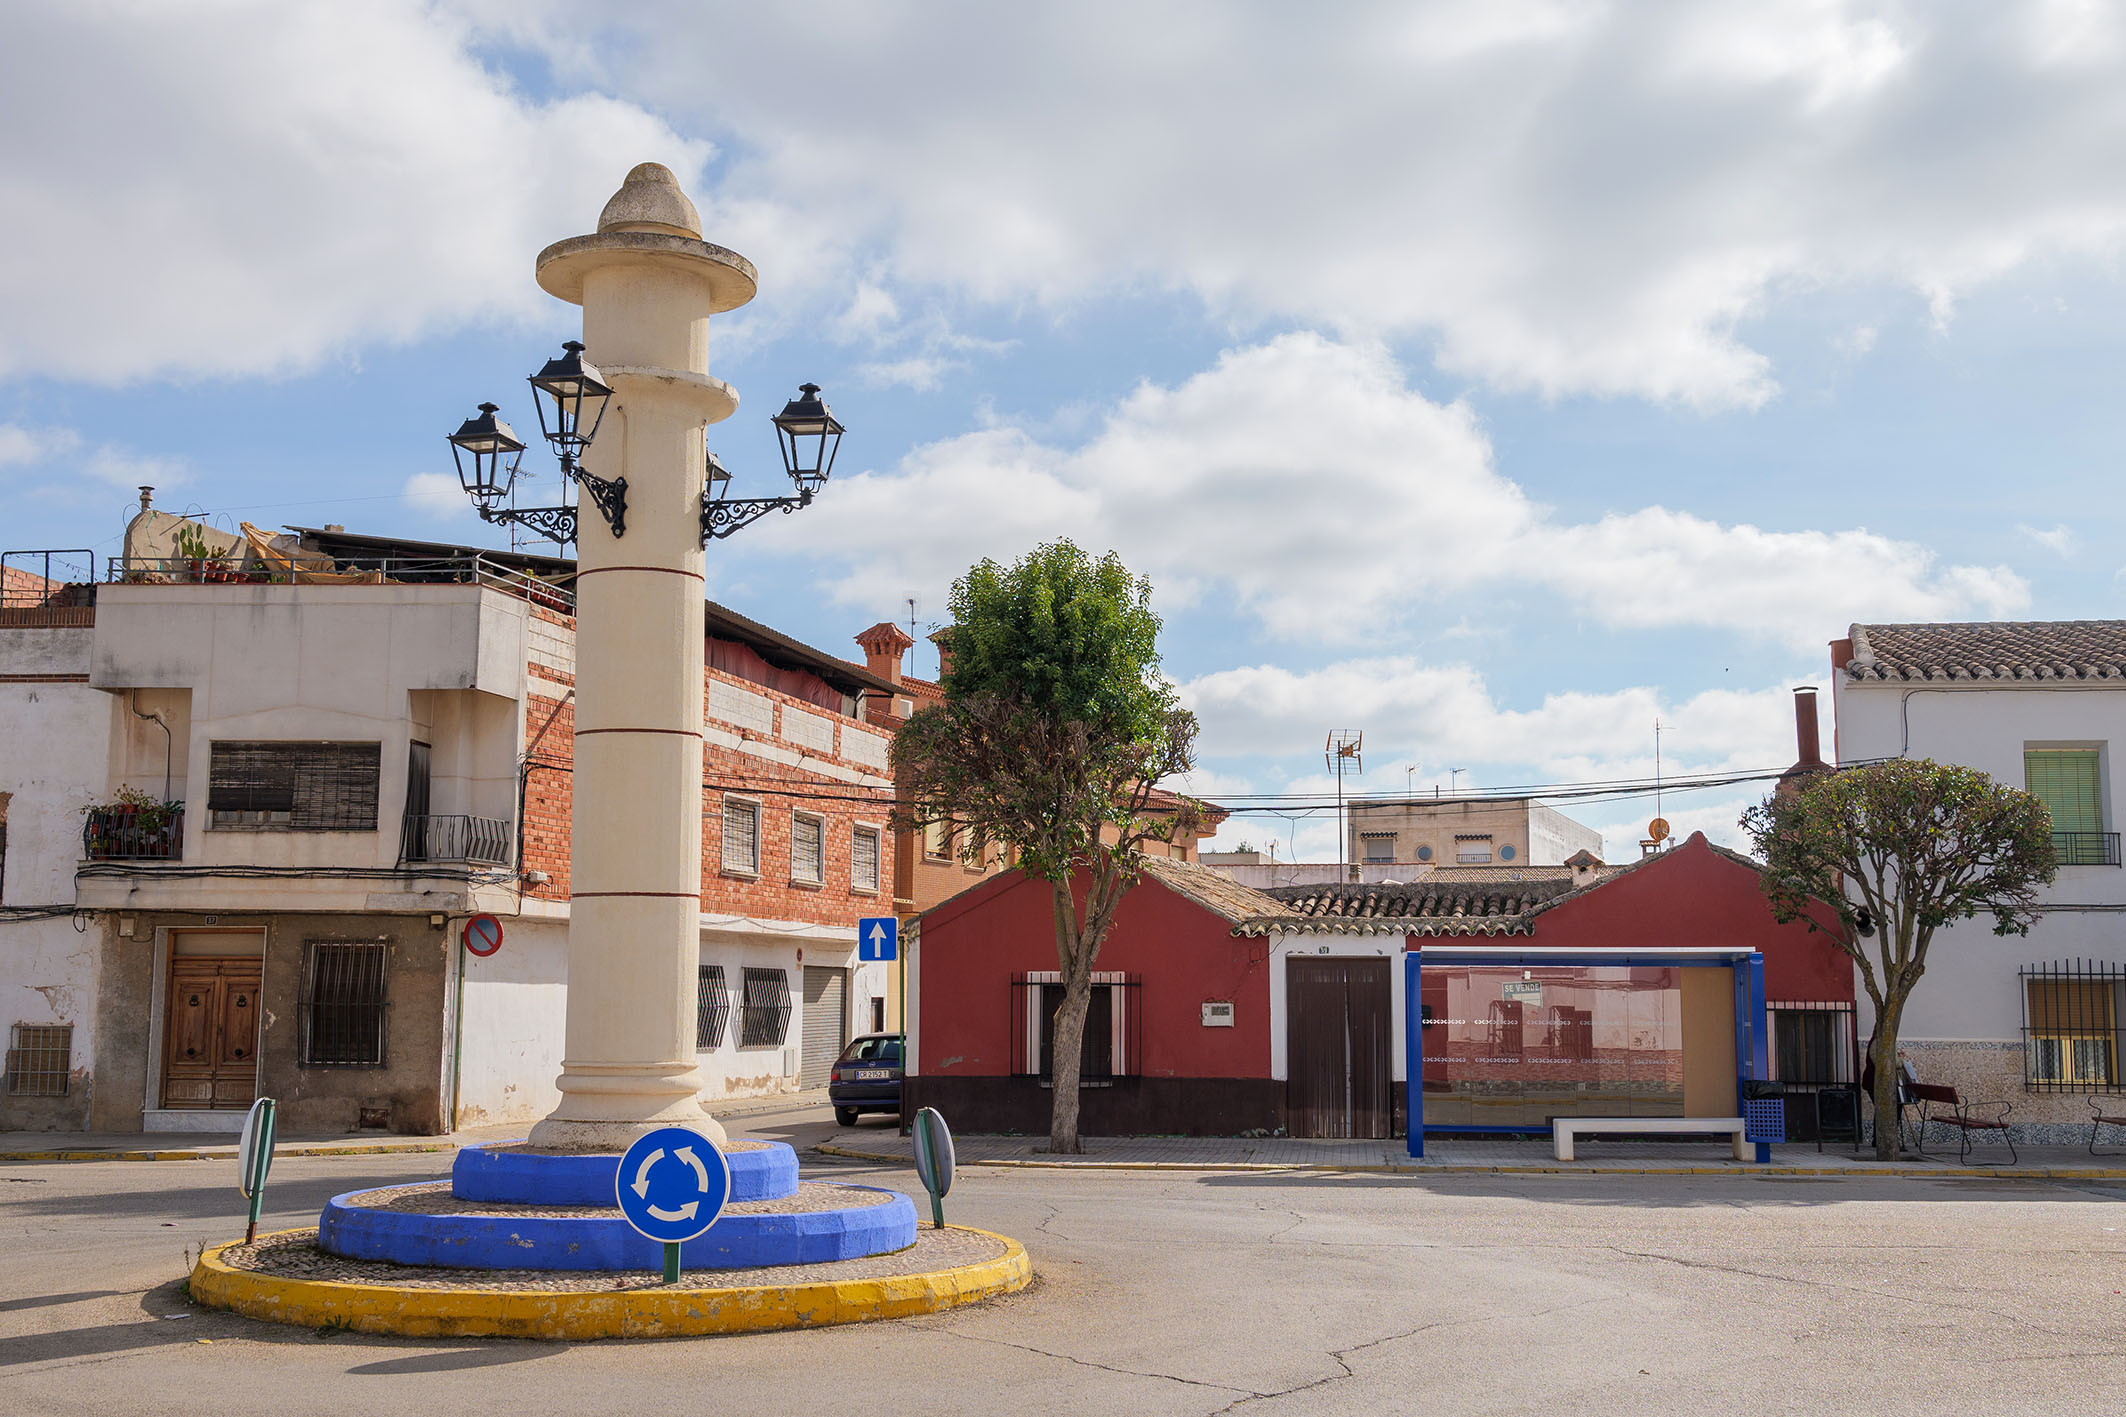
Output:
[454,916,567,1128]
[0,666,115,1129]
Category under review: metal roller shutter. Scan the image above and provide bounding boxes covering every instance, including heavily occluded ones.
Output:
[800,966,847,1089]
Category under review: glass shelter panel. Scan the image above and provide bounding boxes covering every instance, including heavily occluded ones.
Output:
[1421,966,1685,1127]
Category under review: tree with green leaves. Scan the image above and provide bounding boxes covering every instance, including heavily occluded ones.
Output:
[891,541,1201,1155]
[1742,758,2055,1159]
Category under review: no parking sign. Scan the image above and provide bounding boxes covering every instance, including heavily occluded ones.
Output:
[463,913,503,958]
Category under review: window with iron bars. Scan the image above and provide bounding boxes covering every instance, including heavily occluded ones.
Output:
[696,964,730,1050]
[852,824,881,893]
[301,942,388,1067]
[2022,961,2124,1092]
[1768,1002,1856,1087]
[5,1023,71,1096]
[739,967,791,1048]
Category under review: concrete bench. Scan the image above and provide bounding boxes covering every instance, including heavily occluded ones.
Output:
[1552,1116,1748,1162]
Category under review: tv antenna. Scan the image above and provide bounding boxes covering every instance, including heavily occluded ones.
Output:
[1327,730,1363,876]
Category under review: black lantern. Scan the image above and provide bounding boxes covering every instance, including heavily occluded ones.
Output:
[447,403,526,504]
[527,340,613,468]
[772,383,844,496]
[705,448,733,503]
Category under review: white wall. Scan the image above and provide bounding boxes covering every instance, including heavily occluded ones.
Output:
[0,638,117,1112]
[454,916,568,1129]
[1266,930,1407,1083]
[1834,677,2126,1041]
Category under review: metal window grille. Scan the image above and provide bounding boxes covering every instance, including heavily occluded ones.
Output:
[1008,973,1142,1081]
[301,942,388,1067]
[696,964,730,1050]
[852,826,880,892]
[740,967,791,1048]
[722,798,759,874]
[791,813,824,885]
[209,742,380,830]
[1768,1001,1857,1087]
[5,1023,71,1096]
[2021,961,2124,1092]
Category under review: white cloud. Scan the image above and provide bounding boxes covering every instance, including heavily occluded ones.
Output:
[401,472,479,523]
[0,423,82,467]
[0,2,706,382]
[470,0,2126,409]
[0,420,184,501]
[2019,523,2077,556]
[772,334,2024,648]
[1181,656,1814,860]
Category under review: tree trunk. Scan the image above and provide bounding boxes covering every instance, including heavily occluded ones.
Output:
[1047,966,1093,1155]
[1867,1007,1905,1162]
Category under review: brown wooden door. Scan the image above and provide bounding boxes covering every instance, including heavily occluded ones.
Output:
[161,958,261,1109]
[1286,956,1392,1139]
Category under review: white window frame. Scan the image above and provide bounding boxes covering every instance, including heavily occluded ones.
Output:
[851,822,883,894]
[721,794,761,877]
[790,809,826,887]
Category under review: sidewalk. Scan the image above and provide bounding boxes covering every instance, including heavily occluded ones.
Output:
[0,1088,835,1163]
[815,1127,2126,1180]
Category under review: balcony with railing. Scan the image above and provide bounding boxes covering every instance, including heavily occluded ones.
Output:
[400,814,514,867]
[82,803,184,861]
[2053,831,2122,867]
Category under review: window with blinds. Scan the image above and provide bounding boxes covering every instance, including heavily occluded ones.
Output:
[852,825,881,893]
[722,797,760,875]
[791,812,825,885]
[2026,749,2103,834]
[696,964,730,1050]
[208,742,381,831]
[740,967,791,1047]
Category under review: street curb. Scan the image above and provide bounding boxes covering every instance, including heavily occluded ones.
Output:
[811,1142,2126,1182]
[1,1141,459,1164]
[188,1225,1031,1339]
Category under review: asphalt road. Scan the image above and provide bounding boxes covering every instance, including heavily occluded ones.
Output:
[5,1103,2125,1415]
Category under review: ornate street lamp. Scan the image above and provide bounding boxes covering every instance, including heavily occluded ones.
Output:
[447,403,525,507]
[700,383,845,542]
[451,354,843,548]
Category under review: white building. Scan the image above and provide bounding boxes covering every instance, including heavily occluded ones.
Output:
[1834,621,2126,1142]
[0,511,898,1135]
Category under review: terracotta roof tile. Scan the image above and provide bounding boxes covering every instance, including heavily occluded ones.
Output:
[1846,621,2126,683]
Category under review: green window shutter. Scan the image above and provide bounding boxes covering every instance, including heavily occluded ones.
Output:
[2025,750,2103,835]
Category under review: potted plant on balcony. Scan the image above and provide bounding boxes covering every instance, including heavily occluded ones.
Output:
[171,524,240,583]
[82,786,178,859]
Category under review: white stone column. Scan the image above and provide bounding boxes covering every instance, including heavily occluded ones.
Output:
[527,164,757,1152]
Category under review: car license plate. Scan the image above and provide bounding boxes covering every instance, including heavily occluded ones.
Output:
[855,1068,893,1081]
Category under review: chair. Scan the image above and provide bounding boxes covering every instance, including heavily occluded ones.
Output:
[2090,1099,2126,1158]
[1907,1082,2016,1165]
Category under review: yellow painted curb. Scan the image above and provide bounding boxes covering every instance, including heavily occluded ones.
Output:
[810,1142,2126,1182]
[189,1227,1032,1339]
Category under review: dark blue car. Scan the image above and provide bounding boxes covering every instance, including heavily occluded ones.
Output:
[829,1033,903,1126]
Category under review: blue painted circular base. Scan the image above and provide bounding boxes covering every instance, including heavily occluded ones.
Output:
[319,1184,917,1272]
[451,1140,799,1205]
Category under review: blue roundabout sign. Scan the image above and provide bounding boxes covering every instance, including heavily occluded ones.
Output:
[614,1126,731,1246]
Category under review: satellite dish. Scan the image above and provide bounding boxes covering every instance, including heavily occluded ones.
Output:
[1648,817,1671,842]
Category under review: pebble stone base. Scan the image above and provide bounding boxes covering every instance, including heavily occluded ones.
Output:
[191,1226,1032,1339]
[451,1140,801,1205]
[320,1180,918,1272]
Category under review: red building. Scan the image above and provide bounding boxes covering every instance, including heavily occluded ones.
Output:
[907,834,1853,1140]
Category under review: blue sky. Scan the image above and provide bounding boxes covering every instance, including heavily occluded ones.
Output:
[5,2,2124,860]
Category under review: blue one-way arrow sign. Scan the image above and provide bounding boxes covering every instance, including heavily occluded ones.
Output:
[858,915,898,962]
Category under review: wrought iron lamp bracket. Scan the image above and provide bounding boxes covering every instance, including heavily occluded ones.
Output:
[473,466,627,546]
[572,467,628,539]
[701,488,813,544]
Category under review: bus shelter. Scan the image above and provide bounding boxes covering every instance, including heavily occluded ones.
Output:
[1404,946,1770,1159]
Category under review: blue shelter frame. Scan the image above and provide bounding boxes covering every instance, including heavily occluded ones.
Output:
[1404,946,1770,1161]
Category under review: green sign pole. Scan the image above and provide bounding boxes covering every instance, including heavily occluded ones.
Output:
[241,1097,277,1244]
[663,1240,681,1286]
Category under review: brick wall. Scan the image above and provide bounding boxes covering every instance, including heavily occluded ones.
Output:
[518,610,895,925]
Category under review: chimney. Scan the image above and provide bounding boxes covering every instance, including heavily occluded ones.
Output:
[1779,686,1827,795]
[1565,848,1602,888]
[138,486,154,513]
[853,622,914,686]
[929,626,955,681]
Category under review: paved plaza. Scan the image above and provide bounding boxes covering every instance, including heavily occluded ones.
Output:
[3,1099,2124,1415]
